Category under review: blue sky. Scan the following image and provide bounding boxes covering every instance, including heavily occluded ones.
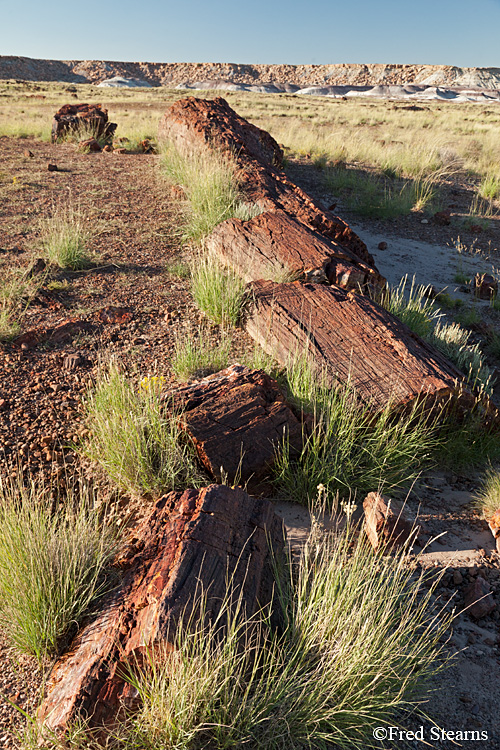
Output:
[1,0,500,68]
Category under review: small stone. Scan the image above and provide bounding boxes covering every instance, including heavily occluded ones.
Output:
[377,241,388,250]
[433,209,451,226]
[23,149,34,158]
[463,576,496,619]
[47,164,58,172]
[421,219,429,224]
[453,570,463,585]
[63,353,84,371]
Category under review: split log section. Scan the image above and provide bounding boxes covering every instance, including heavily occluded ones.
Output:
[38,485,285,736]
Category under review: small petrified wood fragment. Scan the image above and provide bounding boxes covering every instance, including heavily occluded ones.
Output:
[158,97,377,270]
[163,364,304,492]
[38,485,285,736]
[206,209,385,291]
[246,280,473,413]
[363,492,418,551]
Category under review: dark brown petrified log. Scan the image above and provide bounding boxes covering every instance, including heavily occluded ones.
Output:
[51,103,117,143]
[38,485,284,736]
[163,364,304,491]
[158,96,377,271]
[205,209,385,291]
[245,280,475,413]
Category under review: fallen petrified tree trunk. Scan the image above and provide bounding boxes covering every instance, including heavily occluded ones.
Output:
[38,485,284,736]
[245,280,474,413]
[158,96,378,275]
[206,208,384,290]
[163,364,304,492]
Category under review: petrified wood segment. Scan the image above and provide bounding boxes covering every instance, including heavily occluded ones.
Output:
[246,280,471,412]
[38,485,284,735]
[206,209,385,290]
[158,96,377,271]
[51,102,117,143]
[163,364,304,491]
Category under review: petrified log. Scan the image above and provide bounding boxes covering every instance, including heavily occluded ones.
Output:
[206,208,385,291]
[163,364,304,492]
[158,97,377,270]
[245,280,474,413]
[51,103,117,143]
[38,485,284,736]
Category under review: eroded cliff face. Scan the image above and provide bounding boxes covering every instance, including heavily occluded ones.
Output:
[2,56,500,89]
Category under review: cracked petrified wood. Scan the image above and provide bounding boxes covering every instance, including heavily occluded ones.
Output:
[38,485,285,736]
[158,96,379,274]
[206,209,385,291]
[51,103,117,143]
[246,280,474,413]
[163,364,304,492]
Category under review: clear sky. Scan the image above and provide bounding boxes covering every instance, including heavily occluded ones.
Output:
[1,0,499,68]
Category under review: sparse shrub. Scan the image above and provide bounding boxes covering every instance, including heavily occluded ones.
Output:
[82,364,203,496]
[40,206,92,270]
[455,305,482,328]
[190,249,247,326]
[0,475,118,660]
[0,267,40,341]
[171,326,232,381]
[165,256,190,278]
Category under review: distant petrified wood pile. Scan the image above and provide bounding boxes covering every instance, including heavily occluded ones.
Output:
[51,102,117,143]
[38,485,285,735]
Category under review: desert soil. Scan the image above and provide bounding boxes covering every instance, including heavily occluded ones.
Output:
[1,135,500,748]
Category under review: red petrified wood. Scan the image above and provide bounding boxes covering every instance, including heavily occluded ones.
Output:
[245,280,474,413]
[206,209,384,291]
[163,364,305,491]
[363,492,418,551]
[51,103,117,143]
[158,96,379,276]
[38,485,285,736]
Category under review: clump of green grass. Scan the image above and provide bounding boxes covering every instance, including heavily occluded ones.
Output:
[380,275,442,339]
[171,326,232,381]
[0,267,40,341]
[161,142,247,240]
[430,321,493,394]
[274,354,440,504]
[479,173,500,201]
[40,206,92,270]
[112,518,451,750]
[475,468,500,519]
[0,475,118,661]
[164,256,190,278]
[190,249,247,326]
[82,364,203,496]
[455,305,482,328]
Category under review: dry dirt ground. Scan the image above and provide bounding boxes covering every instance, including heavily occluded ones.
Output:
[1,135,500,749]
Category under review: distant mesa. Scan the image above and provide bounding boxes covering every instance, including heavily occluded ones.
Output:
[1,57,500,102]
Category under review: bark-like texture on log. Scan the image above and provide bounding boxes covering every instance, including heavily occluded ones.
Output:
[158,95,283,168]
[163,364,304,491]
[246,280,473,412]
[158,97,377,272]
[205,209,385,290]
[38,485,284,735]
